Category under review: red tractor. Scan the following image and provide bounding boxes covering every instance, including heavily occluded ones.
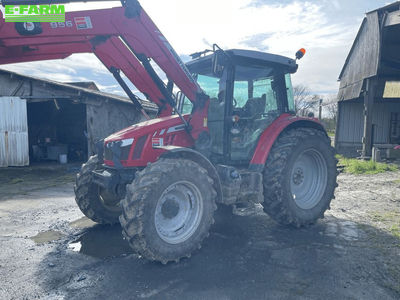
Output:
[0,0,337,263]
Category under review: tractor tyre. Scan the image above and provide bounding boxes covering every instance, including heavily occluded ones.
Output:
[263,128,337,227]
[74,155,122,224]
[120,158,217,264]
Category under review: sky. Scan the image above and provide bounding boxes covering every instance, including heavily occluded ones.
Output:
[0,0,396,98]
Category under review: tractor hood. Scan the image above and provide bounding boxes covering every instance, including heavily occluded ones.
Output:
[105,114,187,143]
[102,114,193,168]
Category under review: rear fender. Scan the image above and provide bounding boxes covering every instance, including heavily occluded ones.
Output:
[250,114,326,171]
[159,146,223,203]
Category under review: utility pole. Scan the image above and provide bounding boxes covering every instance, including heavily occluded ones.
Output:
[318,99,323,120]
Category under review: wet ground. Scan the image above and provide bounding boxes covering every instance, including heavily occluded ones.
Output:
[0,166,399,299]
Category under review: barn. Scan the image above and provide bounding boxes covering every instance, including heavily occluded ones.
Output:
[0,69,156,167]
[335,2,400,159]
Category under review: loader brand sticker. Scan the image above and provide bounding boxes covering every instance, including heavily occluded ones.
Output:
[152,138,164,148]
[74,17,93,30]
[158,34,196,84]
[4,5,65,22]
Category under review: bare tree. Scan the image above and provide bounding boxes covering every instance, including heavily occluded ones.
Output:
[324,96,338,123]
[293,85,319,117]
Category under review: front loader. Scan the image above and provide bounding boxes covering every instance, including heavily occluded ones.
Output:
[0,0,337,264]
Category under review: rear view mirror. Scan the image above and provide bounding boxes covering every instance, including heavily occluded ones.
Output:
[212,50,226,77]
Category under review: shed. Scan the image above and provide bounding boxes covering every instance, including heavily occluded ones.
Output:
[0,69,157,167]
[335,2,400,158]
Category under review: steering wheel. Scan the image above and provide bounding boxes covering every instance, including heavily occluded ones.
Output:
[233,97,238,108]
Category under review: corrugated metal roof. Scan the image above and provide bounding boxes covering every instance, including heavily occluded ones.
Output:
[338,2,400,102]
[0,68,158,112]
[368,1,400,14]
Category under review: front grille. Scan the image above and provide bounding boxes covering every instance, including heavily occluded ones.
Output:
[104,147,113,161]
[104,144,132,161]
[120,145,131,160]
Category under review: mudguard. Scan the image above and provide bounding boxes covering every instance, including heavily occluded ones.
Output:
[249,114,326,171]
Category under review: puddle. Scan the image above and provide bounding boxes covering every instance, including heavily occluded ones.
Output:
[31,230,65,244]
[68,224,133,259]
[324,220,360,241]
[70,217,97,229]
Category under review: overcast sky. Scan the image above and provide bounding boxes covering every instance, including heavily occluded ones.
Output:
[0,0,395,98]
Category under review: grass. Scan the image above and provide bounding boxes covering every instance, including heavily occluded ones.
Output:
[391,224,400,240]
[370,211,400,246]
[337,155,398,175]
[327,130,335,138]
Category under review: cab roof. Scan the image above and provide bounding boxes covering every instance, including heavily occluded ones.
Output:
[186,49,298,76]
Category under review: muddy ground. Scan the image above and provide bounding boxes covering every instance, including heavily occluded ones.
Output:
[0,165,399,300]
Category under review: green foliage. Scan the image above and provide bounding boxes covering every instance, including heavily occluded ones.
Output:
[370,211,400,243]
[391,224,400,240]
[336,155,398,175]
[327,130,335,138]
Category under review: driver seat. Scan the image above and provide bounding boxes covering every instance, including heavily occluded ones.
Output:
[241,94,266,118]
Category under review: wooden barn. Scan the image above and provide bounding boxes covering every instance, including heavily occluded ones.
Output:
[335,2,400,159]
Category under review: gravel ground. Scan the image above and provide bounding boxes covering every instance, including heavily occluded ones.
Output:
[0,166,399,299]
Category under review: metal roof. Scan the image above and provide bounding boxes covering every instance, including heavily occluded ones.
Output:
[186,49,298,75]
[337,2,400,101]
[0,68,157,112]
[338,1,400,81]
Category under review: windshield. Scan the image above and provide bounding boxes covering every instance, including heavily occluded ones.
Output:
[197,75,220,99]
[234,77,278,112]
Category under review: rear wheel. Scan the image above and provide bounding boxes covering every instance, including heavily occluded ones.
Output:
[74,155,122,224]
[263,128,337,227]
[120,158,217,264]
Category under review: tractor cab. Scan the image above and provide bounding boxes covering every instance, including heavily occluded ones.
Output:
[184,49,298,163]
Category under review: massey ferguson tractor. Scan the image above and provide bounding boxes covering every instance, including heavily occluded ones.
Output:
[0,0,337,263]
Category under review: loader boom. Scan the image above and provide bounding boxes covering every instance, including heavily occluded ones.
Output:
[0,1,206,123]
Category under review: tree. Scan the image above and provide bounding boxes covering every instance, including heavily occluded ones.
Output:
[293,84,319,117]
[325,97,338,123]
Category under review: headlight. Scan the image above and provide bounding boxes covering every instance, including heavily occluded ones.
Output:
[120,138,134,147]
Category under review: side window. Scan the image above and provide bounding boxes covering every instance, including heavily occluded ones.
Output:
[233,81,248,107]
[253,77,278,113]
[181,97,193,114]
[285,74,295,112]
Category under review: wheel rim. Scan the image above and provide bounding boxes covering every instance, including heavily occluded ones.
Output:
[98,187,121,212]
[290,149,328,210]
[155,181,203,244]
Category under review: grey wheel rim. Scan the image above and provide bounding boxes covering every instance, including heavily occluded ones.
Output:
[155,181,203,244]
[290,148,328,210]
[98,187,120,212]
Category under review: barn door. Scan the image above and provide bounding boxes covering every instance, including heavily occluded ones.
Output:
[0,97,29,167]
[390,112,400,144]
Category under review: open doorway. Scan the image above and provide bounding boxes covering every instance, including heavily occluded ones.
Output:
[27,99,88,164]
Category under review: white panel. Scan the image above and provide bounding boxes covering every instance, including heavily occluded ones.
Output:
[385,10,400,27]
[0,131,6,167]
[0,97,29,167]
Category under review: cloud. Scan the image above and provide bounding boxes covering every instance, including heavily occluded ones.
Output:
[240,33,272,51]
[0,0,393,98]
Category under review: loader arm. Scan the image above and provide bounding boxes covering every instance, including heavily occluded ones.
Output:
[0,1,207,125]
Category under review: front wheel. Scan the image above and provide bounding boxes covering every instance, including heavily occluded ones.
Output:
[263,128,338,227]
[120,158,217,264]
[74,155,122,224]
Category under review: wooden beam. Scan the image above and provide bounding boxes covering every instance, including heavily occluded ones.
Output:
[362,78,376,157]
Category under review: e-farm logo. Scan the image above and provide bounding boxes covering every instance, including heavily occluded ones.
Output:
[4,4,65,22]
